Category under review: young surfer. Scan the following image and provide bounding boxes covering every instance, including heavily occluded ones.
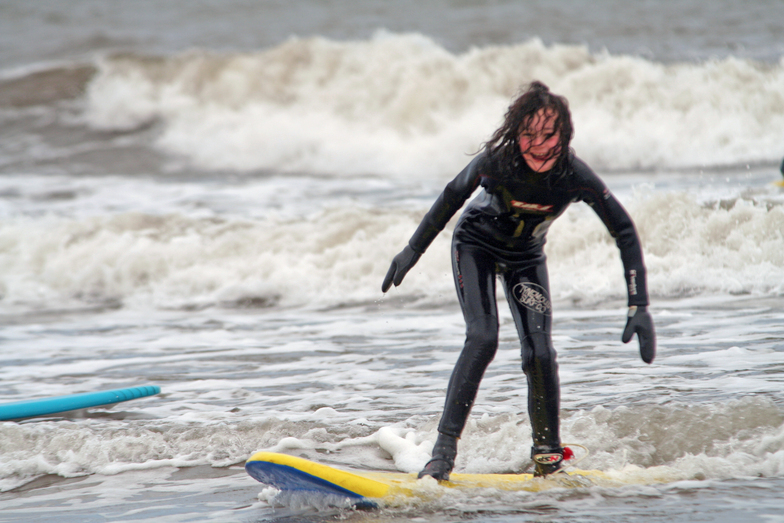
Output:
[382,81,656,479]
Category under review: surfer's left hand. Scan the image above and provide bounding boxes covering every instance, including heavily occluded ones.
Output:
[622,306,656,363]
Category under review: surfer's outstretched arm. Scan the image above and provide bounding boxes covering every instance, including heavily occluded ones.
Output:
[381,156,483,292]
[571,157,656,363]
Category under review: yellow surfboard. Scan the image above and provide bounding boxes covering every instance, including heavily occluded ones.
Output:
[245,451,610,508]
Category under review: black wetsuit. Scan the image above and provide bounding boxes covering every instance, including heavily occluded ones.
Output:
[407,149,649,452]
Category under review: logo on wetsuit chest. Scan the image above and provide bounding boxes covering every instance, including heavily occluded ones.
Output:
[510,200,553,213]
[512,283,552,314]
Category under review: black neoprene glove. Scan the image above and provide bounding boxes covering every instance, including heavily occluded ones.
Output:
[381,245,422,292]
[622,306,656,364]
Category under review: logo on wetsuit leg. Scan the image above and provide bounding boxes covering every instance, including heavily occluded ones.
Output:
[512,283,552,314]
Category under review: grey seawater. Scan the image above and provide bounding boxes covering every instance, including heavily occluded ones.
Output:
[1,294,784,522]
[2,0,782,68]
[1,2,784,522]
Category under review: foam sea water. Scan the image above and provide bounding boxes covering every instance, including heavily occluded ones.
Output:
[1,300,784,521]
[82,35,784,176]
[1,1,784,522]
[1,169,782,314]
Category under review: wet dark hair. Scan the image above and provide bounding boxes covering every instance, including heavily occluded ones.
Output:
[482,81,573,171]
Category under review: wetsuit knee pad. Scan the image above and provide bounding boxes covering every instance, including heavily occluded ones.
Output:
[464,315,498,349]
[463,316,499,367]
[520,332,556,375]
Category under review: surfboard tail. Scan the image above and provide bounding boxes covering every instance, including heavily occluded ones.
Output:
[245,452,392,508]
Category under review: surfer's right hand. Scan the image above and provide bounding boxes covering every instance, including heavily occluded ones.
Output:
[382,245,422,292]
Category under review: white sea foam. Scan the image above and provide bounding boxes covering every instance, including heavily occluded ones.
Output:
[1,296,782,516]
[83,34,784,176]
[1,177,783,313]
[3,5,784,522]
[2,398,781,492]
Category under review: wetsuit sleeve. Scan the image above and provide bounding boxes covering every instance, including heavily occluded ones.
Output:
[407,154,484,253]
[572,158,649,307]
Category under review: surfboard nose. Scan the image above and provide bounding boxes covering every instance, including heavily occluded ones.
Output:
[0,385,161,421]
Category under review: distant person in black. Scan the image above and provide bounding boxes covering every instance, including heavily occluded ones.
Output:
[777,157,784,186]
[382,81,656,479]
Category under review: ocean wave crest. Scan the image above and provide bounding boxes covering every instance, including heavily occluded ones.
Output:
[82,32,784,175]
[81,33,784,176]
[1,190,783,313]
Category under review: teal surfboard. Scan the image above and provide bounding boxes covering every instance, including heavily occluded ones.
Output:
[0,385,161,421]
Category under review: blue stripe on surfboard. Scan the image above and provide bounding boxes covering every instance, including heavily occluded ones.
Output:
[0,385,161,421]
[245,460,377,508]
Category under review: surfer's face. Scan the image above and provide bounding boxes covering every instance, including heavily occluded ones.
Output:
[518,108,561,173]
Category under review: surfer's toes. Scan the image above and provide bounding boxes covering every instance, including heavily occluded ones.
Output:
[417,458,453,481]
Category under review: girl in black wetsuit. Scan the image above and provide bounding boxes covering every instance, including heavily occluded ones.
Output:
[382,81,656,479]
